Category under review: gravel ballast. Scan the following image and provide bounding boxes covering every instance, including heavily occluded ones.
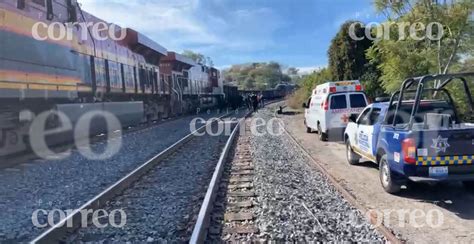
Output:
[0,112,230,242]
[250,107,384,242]
[68,118,239,243]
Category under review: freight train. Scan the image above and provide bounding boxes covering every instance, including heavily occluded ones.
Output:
[0,0,227,156]
[223,83,296,109]
[239,83,297,100]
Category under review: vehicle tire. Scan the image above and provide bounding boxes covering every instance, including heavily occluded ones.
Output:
[346,140,360,165]
[379,154,401,194]
[304,120,312,133]
[318,124,328,141]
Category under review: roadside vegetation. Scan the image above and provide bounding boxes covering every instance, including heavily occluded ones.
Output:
[289,0,473,109]
[222,62,294,90]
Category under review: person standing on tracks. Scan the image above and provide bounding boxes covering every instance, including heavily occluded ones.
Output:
[246,94,252,111]
[259,93,264,108]
[252,93,259,112]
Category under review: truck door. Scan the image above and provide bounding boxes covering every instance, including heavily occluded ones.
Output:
[357,108,382,156]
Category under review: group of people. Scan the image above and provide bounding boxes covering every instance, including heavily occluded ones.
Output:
[245,93,264,112]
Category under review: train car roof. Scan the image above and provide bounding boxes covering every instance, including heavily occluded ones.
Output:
[135,31,168,56]
[125,29,168,57]
[163,52,196,67]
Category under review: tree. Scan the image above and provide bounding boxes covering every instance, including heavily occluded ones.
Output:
[182,50,205,63]
[360,62,386,98]
[282,74,292,83]
[287,67,299,75]
[328,21,374,81]
[243,77,256,90]
[181,50,214,67]
[223,62,287,90]
[287,68,333,108]
[371,0,473,93]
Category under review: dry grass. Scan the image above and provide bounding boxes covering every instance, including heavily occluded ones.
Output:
[287,88,309,109]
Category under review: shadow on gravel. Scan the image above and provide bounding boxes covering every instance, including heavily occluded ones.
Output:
[352,161,474,221]
[396,182,474,220]
[354,160,379,170]
[279,111,301,116]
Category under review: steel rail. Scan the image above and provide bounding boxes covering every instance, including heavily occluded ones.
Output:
[189,112,251,244]
[31,113,231,244]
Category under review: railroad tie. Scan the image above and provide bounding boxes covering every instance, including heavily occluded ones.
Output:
[209,120,259,241]
[223,226,259,235]
[232,166,254,171]
[228,182,253,189]
[229,177,253,183]
[228,201,253,208]
[231,170,254,176]
[228,191,256,197]
[224,212,254,221]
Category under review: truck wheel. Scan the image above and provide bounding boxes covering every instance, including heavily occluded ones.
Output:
[379,154,401,194]
[304,120,312,133]
[318,124,328,141]
[345,140,360,165]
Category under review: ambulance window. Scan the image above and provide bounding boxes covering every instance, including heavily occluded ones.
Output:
[350,94,367,108]
[330,95,347,109]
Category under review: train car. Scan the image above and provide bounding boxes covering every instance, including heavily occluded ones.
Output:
[223,85,241,109]
[0,0,223,156]
[186,63,223,111]
[238,83,296,101]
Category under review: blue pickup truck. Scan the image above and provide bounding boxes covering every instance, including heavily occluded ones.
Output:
[344,73,474,194]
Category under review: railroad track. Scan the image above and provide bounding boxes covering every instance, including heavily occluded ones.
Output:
[31,111,247,243]
[192,103,396,243]
[0,110,239,242]
[192,119,259,243]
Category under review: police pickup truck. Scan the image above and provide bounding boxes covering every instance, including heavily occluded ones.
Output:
[344,73,474,194]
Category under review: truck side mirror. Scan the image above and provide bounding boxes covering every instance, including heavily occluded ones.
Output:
[302,103,307,109]
[349,114,358,123]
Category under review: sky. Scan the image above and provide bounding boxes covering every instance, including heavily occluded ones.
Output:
[79,0,386,73]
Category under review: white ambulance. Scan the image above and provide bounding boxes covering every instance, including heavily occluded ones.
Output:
[303,81,368,141]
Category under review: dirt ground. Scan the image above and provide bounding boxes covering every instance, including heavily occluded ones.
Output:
[278,107,474,244]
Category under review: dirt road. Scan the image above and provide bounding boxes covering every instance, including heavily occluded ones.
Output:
[279,107,474,243]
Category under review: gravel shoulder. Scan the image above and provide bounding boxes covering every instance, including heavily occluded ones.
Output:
[248,106,383,242]
[280,106,474,243]
[0,111,230,242]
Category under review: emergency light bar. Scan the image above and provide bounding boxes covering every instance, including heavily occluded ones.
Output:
[312,80,363,95]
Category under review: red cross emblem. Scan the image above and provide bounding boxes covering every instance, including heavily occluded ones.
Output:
[341,114,350,123]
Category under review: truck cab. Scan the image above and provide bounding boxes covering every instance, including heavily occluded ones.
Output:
[345,73,474,194]
[303,81,368,141]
